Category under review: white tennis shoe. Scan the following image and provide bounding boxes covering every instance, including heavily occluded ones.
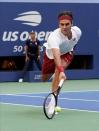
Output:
[18,78,23,82]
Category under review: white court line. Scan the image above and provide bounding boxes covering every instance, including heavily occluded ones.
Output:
[0,102,99,114]
[0,94,99,102]
[58,97,99,102]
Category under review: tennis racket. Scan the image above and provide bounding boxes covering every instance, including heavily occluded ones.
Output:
[43,79,64,119]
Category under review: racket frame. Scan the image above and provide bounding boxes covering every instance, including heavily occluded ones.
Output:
[43,93,57,119]
[43,79,64,119]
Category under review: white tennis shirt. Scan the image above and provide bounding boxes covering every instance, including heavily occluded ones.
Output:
[44,26,82,59]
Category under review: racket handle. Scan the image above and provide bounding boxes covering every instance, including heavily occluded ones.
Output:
[58,79,64,87]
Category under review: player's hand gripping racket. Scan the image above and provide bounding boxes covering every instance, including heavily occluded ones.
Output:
[43,79,64,119]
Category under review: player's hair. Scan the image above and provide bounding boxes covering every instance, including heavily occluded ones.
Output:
[58,11,73,22]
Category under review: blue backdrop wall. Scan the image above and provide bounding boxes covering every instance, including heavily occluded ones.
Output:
[0,2,99,81]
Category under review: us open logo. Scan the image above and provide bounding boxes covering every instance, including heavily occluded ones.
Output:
[14,11,42,26]
[2,10,51,42]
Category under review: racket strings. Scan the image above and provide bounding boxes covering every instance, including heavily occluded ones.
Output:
[44,94,56,118]
[43,79,65,119]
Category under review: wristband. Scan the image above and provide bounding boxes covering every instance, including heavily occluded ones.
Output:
[57,66,64,73]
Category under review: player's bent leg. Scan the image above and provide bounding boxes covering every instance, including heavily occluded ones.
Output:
[42,53,55,81]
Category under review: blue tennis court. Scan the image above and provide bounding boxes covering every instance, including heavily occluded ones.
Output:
[0,90,99,112]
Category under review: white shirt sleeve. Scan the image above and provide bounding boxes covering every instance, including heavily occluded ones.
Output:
[72,26,82,41]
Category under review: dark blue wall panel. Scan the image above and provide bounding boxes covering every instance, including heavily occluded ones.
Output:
[0,3,99,81]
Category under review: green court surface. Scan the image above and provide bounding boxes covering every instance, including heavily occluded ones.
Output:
[0,79,99,131]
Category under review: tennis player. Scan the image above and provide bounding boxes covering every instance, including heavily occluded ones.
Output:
[42,11,82,113]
